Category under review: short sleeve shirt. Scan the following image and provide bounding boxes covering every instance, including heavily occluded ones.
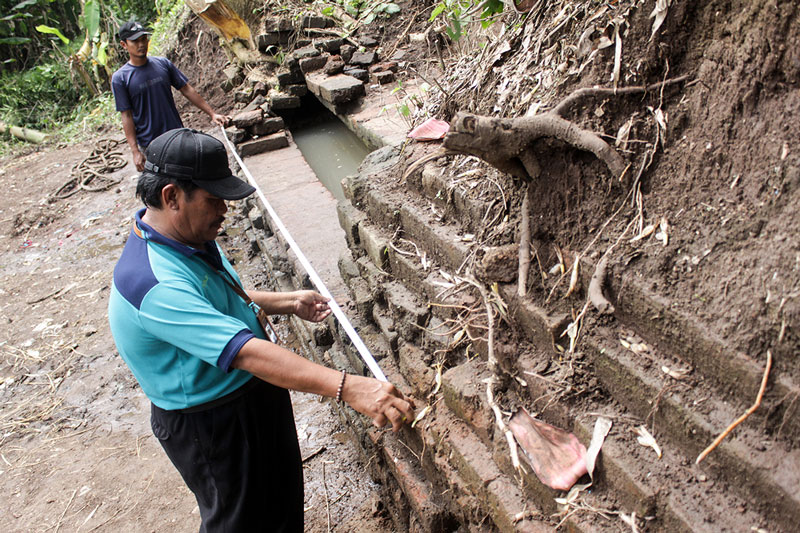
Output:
[111,56,188,147]
[108,209,265,410]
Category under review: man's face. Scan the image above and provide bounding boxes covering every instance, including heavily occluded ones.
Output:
[121,35,149,60]
[173,188,228,247]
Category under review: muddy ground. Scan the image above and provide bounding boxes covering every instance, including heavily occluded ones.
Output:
[0,138,388,530]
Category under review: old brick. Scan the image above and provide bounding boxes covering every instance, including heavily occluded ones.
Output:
[397,343,433,396]
[340,44,355,63]
[369,61,399,73]
[357,222,389,270]
[253,81,268,96]
[372,70,395,85]
[277,69,304,87]
[306,73,365,105]
[221,65,243,92]
[349,50,377,66]
[292,45,320,60]
[225,126,247,144]
[284,84,308,97]
[324,55,345,76]
[237,132,288,156]
[343,67,368,83]
[314,37,342,53]
[299,55,328,73]
[242,95,267,113]
[232,109,263,128]
[385,282,428,343]
[360,35,378,47]
[263,17,293,32]
[248,116,285,136]
[300,15,332,29]
[269,92,301,110]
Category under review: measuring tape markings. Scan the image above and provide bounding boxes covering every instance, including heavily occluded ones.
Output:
[220,126,388,382]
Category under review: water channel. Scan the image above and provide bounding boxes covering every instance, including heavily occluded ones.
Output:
[285,99,371,202]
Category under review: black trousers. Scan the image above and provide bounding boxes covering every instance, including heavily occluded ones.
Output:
[151,379,304,533]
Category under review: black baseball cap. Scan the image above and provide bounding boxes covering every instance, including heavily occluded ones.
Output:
[144,128,256,200]
[118,21,151,41]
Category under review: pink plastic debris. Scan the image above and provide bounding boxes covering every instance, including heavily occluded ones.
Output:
[407,118,450,141]
[509,408,588,491]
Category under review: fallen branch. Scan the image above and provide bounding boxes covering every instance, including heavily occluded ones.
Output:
[517,183,532,297]
[695,350,772,464]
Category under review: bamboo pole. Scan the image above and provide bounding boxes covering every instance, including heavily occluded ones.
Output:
[0,121,48,144]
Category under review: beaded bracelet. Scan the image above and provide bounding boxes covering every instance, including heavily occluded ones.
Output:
[335,370,347,403]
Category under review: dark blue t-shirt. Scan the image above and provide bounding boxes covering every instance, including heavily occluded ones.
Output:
[111,56,189,148]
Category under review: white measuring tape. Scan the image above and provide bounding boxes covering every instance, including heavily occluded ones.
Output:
[220,126,388,382]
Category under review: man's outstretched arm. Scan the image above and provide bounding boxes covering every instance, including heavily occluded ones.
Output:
[179,83,230,127]
[232,338,415,432]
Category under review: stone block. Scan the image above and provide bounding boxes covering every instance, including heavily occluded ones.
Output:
[340,44,355,63]
[357,223,389,270]
[253,81,268,96]
[263,17,294,32]
[225,126,247,144]
[277,69,304,87]
[314,37,342,53]
[324,55,345,76]
[242,95,267,113]
[348,276,373,318]
[248,117,284,136]
[285,84,308,97]
[336,201,365,247]
[343,67,368,83]
[300,15,332,29]
[372,70,395,85]
[257,32,286,49]
[441,360,493,443]
[341,175,367,204]
[237,132,288,157]
[292,45,320,60]
[232,109,263,128]
[306,73,365,105]
[397,343,433,397]
[295,38,312,48]
[299,55,328,73]
[269,92,301,110]
[337,251,361,285]
[349,51,377,66]
[370,61,399,73]
[385,282,428,343]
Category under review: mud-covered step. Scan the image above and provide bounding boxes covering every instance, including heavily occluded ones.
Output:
[407,163,494,234]
[440,357,773,532]
[424,401,606,533]
[610,269,800,441]
[586,327,800,532]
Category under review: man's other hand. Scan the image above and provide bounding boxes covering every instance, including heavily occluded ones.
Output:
[212,113,231,127]
[292,291,331,322]
[133,148,146,171]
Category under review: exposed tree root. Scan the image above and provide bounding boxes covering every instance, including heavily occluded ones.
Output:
[696,350,772,464]
[588,255,614,315]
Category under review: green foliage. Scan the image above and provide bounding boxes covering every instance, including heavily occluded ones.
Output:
[0,60,85,129]
[429,0,504,40]
[149,0,188,56]
[334,1,402,24]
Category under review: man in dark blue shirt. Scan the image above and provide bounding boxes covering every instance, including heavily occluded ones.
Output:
[111,21,230,172]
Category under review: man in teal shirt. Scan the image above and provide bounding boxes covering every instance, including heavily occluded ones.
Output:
[108,128,414,531]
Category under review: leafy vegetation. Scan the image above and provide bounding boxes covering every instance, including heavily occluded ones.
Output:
[429,0,504,40]
[0,0,174,150]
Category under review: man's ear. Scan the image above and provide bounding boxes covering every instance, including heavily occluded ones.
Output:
[161,184,181,210]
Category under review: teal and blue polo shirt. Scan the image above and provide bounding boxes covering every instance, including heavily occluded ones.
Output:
[108,209,263,410]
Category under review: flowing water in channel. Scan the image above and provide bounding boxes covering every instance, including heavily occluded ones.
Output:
[291,115,371,202]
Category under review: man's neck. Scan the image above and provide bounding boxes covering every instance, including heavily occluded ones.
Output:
[128,55,148,67]
[141,209,206,250]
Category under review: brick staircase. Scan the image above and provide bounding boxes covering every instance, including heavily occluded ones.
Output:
[241,143,798,531]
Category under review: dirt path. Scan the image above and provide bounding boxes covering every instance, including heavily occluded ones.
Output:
[0,136,389,531]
